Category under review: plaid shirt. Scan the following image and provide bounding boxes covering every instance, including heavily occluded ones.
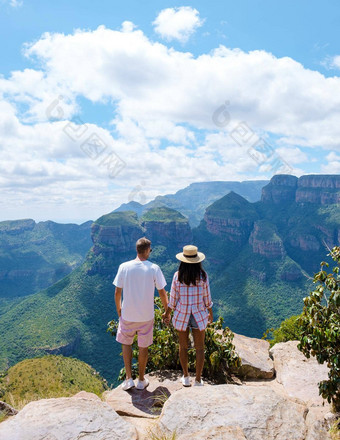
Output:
[169,271,213,331]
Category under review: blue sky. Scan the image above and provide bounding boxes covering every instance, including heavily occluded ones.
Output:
[0,0,339,222]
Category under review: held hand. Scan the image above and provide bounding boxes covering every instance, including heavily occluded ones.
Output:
[208,311,213,324]
[117,308,122,317]
[162,312,170,325]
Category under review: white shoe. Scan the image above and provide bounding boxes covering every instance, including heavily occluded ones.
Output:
[136,378,149,390]
[181,375,191,387]
[194,379,204,386]
[121,378,135,391]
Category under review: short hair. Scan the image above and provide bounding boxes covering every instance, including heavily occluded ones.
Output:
[136,237,151,254]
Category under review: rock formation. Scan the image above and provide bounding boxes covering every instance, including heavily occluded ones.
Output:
[204,192,258,244]
[0,338,334,440]
[262,174,340,205]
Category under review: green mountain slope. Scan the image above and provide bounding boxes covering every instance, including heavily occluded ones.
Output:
[0,219,92,300]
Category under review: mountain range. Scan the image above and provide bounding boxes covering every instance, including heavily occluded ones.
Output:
[115,180,267,226]
[0,220,92,307]
[0,174,339,385]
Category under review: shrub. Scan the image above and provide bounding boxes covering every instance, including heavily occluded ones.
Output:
[262,314,302,347]
[107,295,241,382]
[297,246,340,412]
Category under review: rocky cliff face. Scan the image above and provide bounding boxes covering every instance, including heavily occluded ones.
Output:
[88,212,144,275]
[204,192,257,244]
[88,208,193,275]
[204,215,254,244]
[261,174,298,204]
[142,220,192,249]
[262,174,340,205]
[249,221,286,259]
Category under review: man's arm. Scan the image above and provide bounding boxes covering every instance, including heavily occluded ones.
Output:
[158,288,168,311]
[115,287,122,317]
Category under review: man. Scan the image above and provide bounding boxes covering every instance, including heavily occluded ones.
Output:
[113,237,168,391]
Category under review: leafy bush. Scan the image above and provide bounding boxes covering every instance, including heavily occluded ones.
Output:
[262,314,302,347]
[0,355,108,409]
[107,295,241,382]
[297,246,340,412]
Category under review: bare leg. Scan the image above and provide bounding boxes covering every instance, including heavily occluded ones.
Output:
[138,346,149,381]
[178,329,189,377]
[122,344,132,379]
[192,329,205,382]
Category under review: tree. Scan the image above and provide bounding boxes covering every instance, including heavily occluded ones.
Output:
[262,314,302,347]
[107,296,241,382]
[297,246,340,411]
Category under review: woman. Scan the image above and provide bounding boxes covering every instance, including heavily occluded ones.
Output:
[163,245,213,386]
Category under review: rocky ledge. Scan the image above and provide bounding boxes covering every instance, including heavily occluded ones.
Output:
[0,338,335,440]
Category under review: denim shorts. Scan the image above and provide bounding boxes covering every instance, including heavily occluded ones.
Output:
[188,314,199,329]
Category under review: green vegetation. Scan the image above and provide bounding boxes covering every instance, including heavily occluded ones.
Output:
[94,211,140,227]
[263,314,302,347]
[107,296,241,383]
[297,246,340,412]
[0,219,92,299]
[147,428,177,440]
[141,207,187,223]
[0,355,108,410]
[205,191,258,220]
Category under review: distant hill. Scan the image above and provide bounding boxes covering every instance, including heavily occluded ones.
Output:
[0,219,92,301]
[0,175,338,386]
[0,355,108,410]
[115,180,268,226]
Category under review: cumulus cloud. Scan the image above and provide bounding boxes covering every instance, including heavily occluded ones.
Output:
[153,6,204,42]
[1,23,340,221]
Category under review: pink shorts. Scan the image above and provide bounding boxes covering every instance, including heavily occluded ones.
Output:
[116,317,154,347]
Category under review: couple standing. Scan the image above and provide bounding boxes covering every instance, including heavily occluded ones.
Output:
[113,237,213,391]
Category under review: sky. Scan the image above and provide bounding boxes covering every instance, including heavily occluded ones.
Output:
[0,0,340,223]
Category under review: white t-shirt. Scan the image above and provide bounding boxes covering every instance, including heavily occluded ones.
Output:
[113,259,167,322]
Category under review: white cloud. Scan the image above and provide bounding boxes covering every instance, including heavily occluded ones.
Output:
[153,6,204,43]
[275,147,308,164]
[1,23,340,222]
[322,54,340,70]
[9,0,22,7]
[321,152,340,174]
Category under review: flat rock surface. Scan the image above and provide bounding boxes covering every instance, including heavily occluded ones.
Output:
[103,371,183,418]
[158,383,308,440]
[232,332,274,379]
[178,425,248,440]
[0,395,137,440]
[269,340,330,406]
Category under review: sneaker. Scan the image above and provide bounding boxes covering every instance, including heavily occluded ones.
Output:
[121,378,135,391]
[181,375,191,387]
[136,378,149,390]
[194,379,204,386]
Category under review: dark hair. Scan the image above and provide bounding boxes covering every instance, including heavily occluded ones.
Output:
[178,262,207,286]
[136,237,151,254]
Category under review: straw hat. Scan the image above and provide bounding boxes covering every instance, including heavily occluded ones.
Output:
[176,245,205,264]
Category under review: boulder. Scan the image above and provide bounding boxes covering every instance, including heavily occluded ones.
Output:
[0,395,137,440]
[103,371,183,418]
[158,383,308,440]
[0,400,18,417]
[177,425,248,440]
[232,333,274,379]
[305,407,331,440]
[269,341,330,406]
